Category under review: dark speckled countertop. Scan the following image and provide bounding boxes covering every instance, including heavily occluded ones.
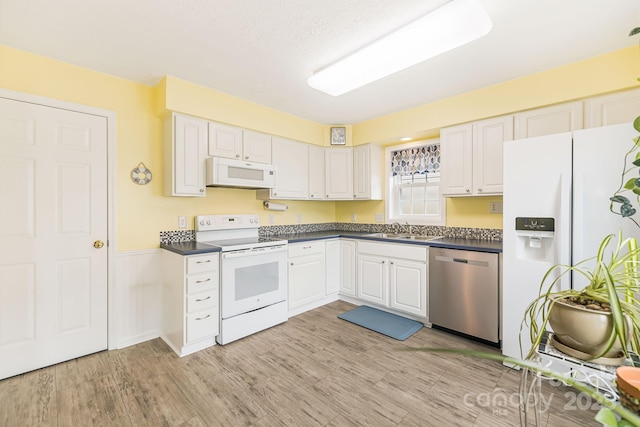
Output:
[277,230,502,253]
[160,241,221,256]
[160,230,502,255]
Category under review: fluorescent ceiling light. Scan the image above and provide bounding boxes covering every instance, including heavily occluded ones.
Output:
[307,0,493,96]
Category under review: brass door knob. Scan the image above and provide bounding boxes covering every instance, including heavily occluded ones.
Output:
[93,240,104,249]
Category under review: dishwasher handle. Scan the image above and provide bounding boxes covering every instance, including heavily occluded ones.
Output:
[433,255,489,267]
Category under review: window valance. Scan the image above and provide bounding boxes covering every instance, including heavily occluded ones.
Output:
[391,144,440,177]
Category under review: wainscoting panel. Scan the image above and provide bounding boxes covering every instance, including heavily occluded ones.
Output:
[114,249,163,348]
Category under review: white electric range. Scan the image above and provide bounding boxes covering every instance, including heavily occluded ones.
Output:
[195,214,288,345]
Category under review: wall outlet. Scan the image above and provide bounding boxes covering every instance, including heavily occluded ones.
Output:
[297,213,302,223]
[351,213,356,222]
[178,216,186,228]
[268,214,275,224]
[375,213,383,222]
[490,201,503,214]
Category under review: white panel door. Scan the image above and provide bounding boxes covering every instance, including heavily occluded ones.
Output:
[288,253,325,310]
[513,101,583,139]
[440,124,473,195]
[389,258,427,317]
[270,137,309,199]
[0,97,108,380]
[207,122,242,159]
[325,147,353,199]
[473,116,513,195]
[308,145,325,200]
[356,254,387,306]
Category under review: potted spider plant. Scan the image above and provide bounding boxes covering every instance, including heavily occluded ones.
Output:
[521,231,640,362]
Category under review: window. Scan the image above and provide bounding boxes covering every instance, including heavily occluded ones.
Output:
[386,140,445,225]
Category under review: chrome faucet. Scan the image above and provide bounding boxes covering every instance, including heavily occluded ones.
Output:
[390,221,412,234]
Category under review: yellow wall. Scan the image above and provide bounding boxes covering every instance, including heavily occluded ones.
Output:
[354,47,640,144]
[347,46,640,229]
[0,45,336,251]
[1,43,638,249]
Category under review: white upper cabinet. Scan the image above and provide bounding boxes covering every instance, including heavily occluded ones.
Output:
[208,122,243,159]
[441,116,512,196]
[257,137,308,200]
[353,144,383,200]
[325,147,353,199]
[208,122,271,163]
[440,124,473,196]
[163,113,207,197]
[473,116,513,195]
[242,130,272,163]
[514,101,583,139]
[308,144,325,200]
[584,88,640,128]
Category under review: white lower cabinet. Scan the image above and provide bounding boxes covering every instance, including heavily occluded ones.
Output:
[356,241,428,318]
[162,251,220,357]
[325,239,341,295]
[288,241,327,314]
[339,239,357,297]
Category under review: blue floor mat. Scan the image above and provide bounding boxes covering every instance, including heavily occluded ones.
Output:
[337,305,423,341]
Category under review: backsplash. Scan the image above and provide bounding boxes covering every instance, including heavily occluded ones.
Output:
[260,222,503,240]
[160,230,195,244]
[159,223,502,245]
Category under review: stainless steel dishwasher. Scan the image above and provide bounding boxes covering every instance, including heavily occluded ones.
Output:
[429,247,499,343]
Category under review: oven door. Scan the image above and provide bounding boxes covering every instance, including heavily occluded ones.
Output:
[220,245,288,319]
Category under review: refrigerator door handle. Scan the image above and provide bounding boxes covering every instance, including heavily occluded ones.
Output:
[558,171,572,291]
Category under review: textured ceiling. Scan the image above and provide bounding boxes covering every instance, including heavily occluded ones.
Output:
[0,0,638,125]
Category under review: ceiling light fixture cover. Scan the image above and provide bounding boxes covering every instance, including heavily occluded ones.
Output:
[307,0,493,97]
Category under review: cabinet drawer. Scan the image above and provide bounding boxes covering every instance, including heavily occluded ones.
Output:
[186,272,218,294]
[187,254,219,275]
[186,308,218,343]
[186,288,218,313]
[357,241,427,261]
[288,241,324,258]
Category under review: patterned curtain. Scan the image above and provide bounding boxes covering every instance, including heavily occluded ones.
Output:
[391,144,440,177]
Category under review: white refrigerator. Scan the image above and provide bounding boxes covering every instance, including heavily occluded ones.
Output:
[502,122,640,361]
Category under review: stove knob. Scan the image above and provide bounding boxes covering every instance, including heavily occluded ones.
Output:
[199,220,205,226]
[207,220,211,225]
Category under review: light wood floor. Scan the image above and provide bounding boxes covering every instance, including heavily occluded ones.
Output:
[0,300,600,426]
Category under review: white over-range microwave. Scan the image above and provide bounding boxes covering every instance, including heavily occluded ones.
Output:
[206,156,276,189]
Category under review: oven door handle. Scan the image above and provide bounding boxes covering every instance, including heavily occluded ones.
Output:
[222,244,288,259]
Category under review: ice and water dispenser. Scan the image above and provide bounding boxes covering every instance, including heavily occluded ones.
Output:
[515,217,555,262]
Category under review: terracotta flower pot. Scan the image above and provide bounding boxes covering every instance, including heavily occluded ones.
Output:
[548,297,632,359]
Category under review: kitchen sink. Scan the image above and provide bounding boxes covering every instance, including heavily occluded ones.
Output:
[364,233,442,241]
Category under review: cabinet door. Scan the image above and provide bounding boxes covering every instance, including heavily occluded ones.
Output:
[440,124,473,196]
[353,145,371,199]
[513,101,583,139]
[270,137,309,199]
[325,147,353,199]
[325,240,340,295]
[308,145,325,200]
[170,114,207,197]
[242,130,272,163]
[473,116,513,195]
[288,253,326,310]
[339,240,357,297]
[353,144,383,200]
[357,254,387,306]
[208,122,243,159]
[584,88,640,128]
[389,258,427,317]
